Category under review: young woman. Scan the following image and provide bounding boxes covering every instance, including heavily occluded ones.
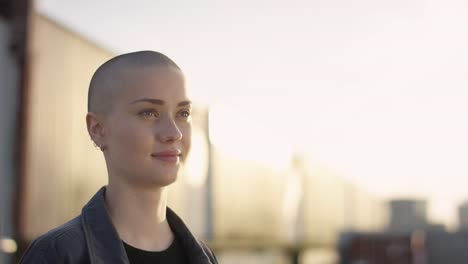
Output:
[20,51,218,264]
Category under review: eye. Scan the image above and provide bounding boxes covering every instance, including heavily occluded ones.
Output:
[177,109,191,119]
[138,109,159,119]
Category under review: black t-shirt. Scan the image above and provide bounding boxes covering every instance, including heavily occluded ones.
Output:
[123,237,189,264]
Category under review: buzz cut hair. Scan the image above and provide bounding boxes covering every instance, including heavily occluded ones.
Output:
[87,50,181,114]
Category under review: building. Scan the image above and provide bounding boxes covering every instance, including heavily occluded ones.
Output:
[388,199,428,233]
[458,202,468,231]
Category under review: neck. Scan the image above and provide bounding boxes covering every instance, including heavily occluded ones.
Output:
[104,181,174,251]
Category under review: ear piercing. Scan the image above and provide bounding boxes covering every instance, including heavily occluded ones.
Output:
[93,142,104,151]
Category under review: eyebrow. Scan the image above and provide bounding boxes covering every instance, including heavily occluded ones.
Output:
[130,98,192,107]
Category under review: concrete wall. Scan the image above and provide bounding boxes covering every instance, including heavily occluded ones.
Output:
[0,16,19,264]
[22,13,112,239]
[298,159,388,246]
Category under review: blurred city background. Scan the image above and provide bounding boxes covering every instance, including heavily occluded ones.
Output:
[2,0,468,263]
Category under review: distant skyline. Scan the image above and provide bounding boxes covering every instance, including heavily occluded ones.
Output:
[36,0,468,228]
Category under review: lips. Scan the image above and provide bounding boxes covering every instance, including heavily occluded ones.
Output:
[151,150,181,163]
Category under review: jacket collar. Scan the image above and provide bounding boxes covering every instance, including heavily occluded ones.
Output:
[81,186,213,264]
[166,207,214,264]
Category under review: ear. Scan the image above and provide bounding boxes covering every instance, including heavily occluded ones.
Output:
[86,112,106,149]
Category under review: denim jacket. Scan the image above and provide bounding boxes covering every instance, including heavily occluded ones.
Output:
[19,187,218,264]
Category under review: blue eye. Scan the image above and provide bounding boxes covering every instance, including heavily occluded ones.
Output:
[178,110,191,119]
[139,109,159,118]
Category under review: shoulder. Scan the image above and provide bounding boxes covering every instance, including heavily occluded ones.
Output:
[197,239,219,264]
[19,216,89,263]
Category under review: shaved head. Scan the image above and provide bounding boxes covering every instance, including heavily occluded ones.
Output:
[87,50,181,115]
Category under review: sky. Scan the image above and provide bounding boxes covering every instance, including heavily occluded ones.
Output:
[36,0,468,227]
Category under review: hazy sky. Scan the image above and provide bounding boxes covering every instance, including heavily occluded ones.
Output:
[36,0,468,227]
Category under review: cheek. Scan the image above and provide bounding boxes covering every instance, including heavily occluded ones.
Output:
[111,122,152,153]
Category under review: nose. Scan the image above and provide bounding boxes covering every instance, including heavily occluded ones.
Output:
[156,117,183,143]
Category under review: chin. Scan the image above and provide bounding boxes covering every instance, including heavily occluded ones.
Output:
[133,165,180,187]
[158,175,178,187]
[146,172,179,187]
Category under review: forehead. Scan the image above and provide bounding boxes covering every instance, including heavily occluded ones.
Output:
[116,65,187,102]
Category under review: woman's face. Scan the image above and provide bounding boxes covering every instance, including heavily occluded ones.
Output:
[102,66,191,188]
